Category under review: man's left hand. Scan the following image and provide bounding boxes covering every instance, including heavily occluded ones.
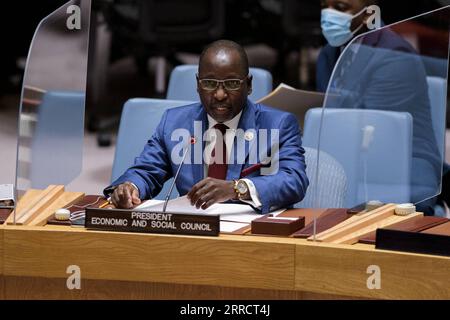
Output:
[187,178,237,210]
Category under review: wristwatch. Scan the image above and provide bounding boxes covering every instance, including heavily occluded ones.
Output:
[233,179,249,200]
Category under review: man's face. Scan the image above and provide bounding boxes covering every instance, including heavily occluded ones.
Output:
[197,49,252,123]
[321,0,367,31]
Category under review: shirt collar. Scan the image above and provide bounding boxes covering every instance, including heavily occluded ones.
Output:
[207,110,243,131]
[341,37,362,55]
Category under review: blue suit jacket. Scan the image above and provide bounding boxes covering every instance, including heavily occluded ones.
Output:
[106,100,309,214]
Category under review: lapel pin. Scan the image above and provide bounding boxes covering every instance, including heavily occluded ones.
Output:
[244,131,254,141]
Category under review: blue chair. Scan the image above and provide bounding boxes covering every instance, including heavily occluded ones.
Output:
[295,147,347,208]
[166,64,273,102]
[302,108,413,208]
[27,91,85,189]
[426,76,447,156]
[111,98,192,200]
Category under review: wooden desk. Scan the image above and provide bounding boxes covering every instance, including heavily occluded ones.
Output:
[0,224,449,299]
[0,227,4,300]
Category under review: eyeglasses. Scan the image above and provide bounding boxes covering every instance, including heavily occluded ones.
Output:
[197,74,249,91]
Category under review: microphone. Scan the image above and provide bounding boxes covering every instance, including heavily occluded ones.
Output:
[361,125,375,203]
[361,125,375,151]
[162,137,196,213]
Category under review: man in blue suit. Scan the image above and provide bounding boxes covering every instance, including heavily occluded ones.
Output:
[317,0,448,215]
[105,40,309,213]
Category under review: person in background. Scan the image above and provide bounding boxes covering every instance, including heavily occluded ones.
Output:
[316,0,449,215]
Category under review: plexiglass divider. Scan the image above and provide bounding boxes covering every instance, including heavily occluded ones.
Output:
[0,95,16,213]
[14,0,91,223]
[9,1,450,241]
[311,6,450,239]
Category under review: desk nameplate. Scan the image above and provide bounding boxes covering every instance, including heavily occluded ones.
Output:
[85,208,219,236]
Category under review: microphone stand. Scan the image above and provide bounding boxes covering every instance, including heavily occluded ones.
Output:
[162,146,190,213]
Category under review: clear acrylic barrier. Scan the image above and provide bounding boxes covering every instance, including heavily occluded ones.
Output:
[0,101,16,208]
[0,97,17,203]
[14,0,91,220]
[312,6,449,220]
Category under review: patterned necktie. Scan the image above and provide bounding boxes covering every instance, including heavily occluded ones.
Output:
[207,123,229,180]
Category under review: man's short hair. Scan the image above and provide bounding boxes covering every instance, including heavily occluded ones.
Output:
[362,0,378,5]
[199,40,249,76]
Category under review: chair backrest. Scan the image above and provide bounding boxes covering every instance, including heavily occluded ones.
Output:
[28,91,85,189]
[426,76,447,156]
[112,98,192,200]
[302,108,413,207]
[139,0,225,44]
[295,147,347,208]
[166,64,273,102]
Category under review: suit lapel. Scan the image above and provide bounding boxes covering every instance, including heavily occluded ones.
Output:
[226,100,258,181]
[190,105,207,184]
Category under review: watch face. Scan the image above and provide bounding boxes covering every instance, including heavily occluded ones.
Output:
[237,181,248,194]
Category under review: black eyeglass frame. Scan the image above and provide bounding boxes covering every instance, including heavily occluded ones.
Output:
[196,73,251,91]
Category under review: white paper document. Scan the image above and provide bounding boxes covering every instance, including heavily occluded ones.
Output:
[268,209,286,217]
[0,184,14,203]
[219,213,261,223]
[135,196,286,224]
[138,195,257,215]
[257,83,326,127]
[136,199,165,210]
[136,196,262,223]
[265,217,298,221]
[220,221,250,233]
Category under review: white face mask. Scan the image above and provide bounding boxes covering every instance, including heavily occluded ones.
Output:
[321,7,366,47]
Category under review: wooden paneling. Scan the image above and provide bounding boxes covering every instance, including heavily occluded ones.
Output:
[4,276,355,300]
[5,189,42,224]
[4,227,296,291]
[15,185,65,225]
[331,212,423,244]
[0,227,3,274]
[309,204,397,242]
[0,227,4,300]
[28,191,84,226]
[1,222,450,299]
[295,242,450,299]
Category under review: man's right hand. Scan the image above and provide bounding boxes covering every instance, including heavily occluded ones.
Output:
[111,182,141,209]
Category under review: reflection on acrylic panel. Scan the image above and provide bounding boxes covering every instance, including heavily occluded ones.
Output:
[309,6,450,211]
[15,0,91,195]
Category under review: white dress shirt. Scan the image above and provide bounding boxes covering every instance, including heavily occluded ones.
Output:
[205,112,262,209]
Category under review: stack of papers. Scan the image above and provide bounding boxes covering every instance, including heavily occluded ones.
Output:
[220,221,251,233]
[0,184,14,207]
[257,83,326,128]
[137,196,261,222]
[136,196,286,232]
